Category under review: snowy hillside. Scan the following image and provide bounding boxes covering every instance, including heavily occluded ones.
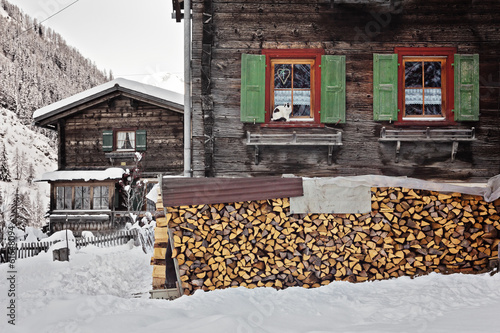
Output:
[0,243,499,332]
[0,1,109,123]
[0,107,57,226]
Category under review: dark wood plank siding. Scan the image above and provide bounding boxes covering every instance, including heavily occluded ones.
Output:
[191,0,500,180]
[61,95,184,174]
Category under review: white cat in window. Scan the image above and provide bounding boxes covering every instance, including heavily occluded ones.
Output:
[272,103,292,121]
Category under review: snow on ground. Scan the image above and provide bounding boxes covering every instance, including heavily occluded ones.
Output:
[1,243,499,333]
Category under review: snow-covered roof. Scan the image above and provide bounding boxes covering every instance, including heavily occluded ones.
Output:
[36,168,125,182]
[33,78,184,126]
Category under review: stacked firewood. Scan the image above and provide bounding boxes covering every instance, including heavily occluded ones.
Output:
[151,187,500,295]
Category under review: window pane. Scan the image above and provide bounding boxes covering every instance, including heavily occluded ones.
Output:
[93,186,101,209]
[274,64,292,89]
[75,186,83,210]
[405,104,423,116]
[405,89,423,104]
[425,104,442,116]
[101,186,109,208]
[95,186,101,198]
[424,89,442,115]
[93,186,109,209]
[274,90,292,107]
[64,186,72,209]
[424,89,441,105]
[293,104,311,117]
[292,90,311,117]
[75,186,90,210]
[102,186,109,197]
[424,62,441,87]
[405,62,422,88]
[405,88,423,116]
[83,186,91,210]
[56,187,64,210]
[293,64,311,89]
[102,196,109,209]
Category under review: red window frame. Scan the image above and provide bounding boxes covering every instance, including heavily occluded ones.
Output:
[394,47,457,126]
[261,49,325,128]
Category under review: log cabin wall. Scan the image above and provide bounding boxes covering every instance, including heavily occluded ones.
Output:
[60,95,184,175]
[152,190,500,294]
[190,0,500,180]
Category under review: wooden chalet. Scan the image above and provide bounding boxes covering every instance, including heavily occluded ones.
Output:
[176,0,500,181]
[33,78,184,235]
[145,0,500,297]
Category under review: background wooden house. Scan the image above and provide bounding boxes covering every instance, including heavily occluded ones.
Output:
[34,78,184,235]
[182,0,499,181]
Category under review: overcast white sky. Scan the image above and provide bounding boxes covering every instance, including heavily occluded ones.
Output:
[9,0,184,86]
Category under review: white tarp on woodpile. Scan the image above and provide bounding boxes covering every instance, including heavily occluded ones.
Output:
[290,174,500,214]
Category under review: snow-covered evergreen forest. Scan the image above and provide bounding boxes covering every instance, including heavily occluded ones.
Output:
[0,0,110,242]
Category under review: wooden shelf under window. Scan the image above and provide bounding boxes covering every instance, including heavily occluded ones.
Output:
[246,131,342,165]
[105,151,136,160]
[379,127,476,162]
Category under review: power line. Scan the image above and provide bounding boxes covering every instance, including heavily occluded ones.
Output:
[40,0,80,25]
[15,0,80,38]
[117,72,184,77]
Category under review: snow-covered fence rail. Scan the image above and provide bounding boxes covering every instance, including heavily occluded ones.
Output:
[75,230,139,249]
[16,241,56,259]
[0,229,143,262]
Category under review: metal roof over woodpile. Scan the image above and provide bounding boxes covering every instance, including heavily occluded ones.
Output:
[162,177,303,207]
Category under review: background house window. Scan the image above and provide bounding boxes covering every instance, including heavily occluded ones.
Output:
[55,185,110,210]
[56,186,72,210]
[102,129,147,152]
[240,50,346,126]
[93,186,109,209]
[116,131,136,151]
[74,186,91,210]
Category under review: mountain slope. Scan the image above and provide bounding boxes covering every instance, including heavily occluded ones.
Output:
[0,107,57,228]
[0,0,109,230]
[0,0,110,125]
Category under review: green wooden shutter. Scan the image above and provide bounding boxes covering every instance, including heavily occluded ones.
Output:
[454,54,479,121]
[240,54,266,123]
[373,54,398,121]
[320,55,346,123]
[102,130,113,152]
[136,129,147,151]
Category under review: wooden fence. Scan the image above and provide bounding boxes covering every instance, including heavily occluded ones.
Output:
[75,230,140,249]
[0,229,153,262]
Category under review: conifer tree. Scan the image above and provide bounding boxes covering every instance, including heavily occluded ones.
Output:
[31,191,46,228]
[9,187,29,230]
[0,190,4,244]
[0,143,11,182]
[27,163,35,183]
[13,148,21,180]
